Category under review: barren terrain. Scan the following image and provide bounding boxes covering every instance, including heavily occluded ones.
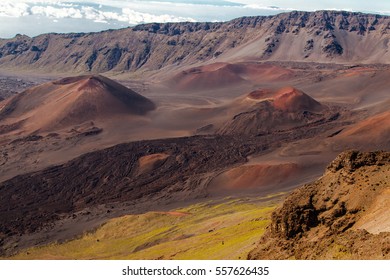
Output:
[249,151,390,259]
[0,11,389,259]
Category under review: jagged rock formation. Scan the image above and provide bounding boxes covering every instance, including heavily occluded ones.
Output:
[1,11,390,73]
[248,151,390,259]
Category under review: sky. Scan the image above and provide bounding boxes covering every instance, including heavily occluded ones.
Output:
[1,0,390,38]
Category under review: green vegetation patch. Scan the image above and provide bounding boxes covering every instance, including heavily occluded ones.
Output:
[8,197,278,260]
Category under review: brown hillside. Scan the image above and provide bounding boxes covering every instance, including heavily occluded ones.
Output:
[334,111,390,150]
[273,87,324,112]
[210,163,301,191]
[168,62,293,91]
[168,63,245,91]
[0,75,155,132]
[218,87,328,135]
[248,150,390,260]
[1,11,390,73]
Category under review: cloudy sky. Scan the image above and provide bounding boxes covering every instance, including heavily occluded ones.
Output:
[1,0,390,38]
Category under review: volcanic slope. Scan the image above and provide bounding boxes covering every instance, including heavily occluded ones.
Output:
[217,86,338,135]
[333,111,390,150]
[248,151,390,260]
[4,198,278,260]
[1,11,390,74]
[0,75,155,133]
[0,109,352,257]
[167,62,293,91]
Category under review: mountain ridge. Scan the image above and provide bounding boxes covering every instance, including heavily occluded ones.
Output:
[1,11,390,74]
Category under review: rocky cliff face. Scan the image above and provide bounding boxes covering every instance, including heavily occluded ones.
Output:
[0,11,390,73]
[249,151,390,259]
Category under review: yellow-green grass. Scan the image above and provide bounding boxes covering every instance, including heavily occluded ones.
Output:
[7,198,277,260]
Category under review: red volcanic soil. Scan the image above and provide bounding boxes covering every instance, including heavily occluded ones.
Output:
[138,153,170,174]
[169,63,245,91]
[219,86,332,135]
[273,87,324,112]
[225,63,294,82]
[0,75,155,133]
[210,163,301,191]
[341,111,390,138]
[237,86,324,113]
[167,62,293,91]
[335,111,390,150]
[246,89,274,100]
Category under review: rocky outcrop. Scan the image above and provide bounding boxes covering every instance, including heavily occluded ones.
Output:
[1,11,390,73]
[326,150,390,173]
[249,151,390,259]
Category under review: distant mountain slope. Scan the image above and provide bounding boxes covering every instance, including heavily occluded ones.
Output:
[0,11,390,73]
[249,150,390,260]
[166,62,293,91]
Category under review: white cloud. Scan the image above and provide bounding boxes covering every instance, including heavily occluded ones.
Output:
[242,4,291,11]
[30,6,83,18]
[0,3,30,17]
[121,8,195,24]
[0,2,195,24]
[78,6,195,24]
